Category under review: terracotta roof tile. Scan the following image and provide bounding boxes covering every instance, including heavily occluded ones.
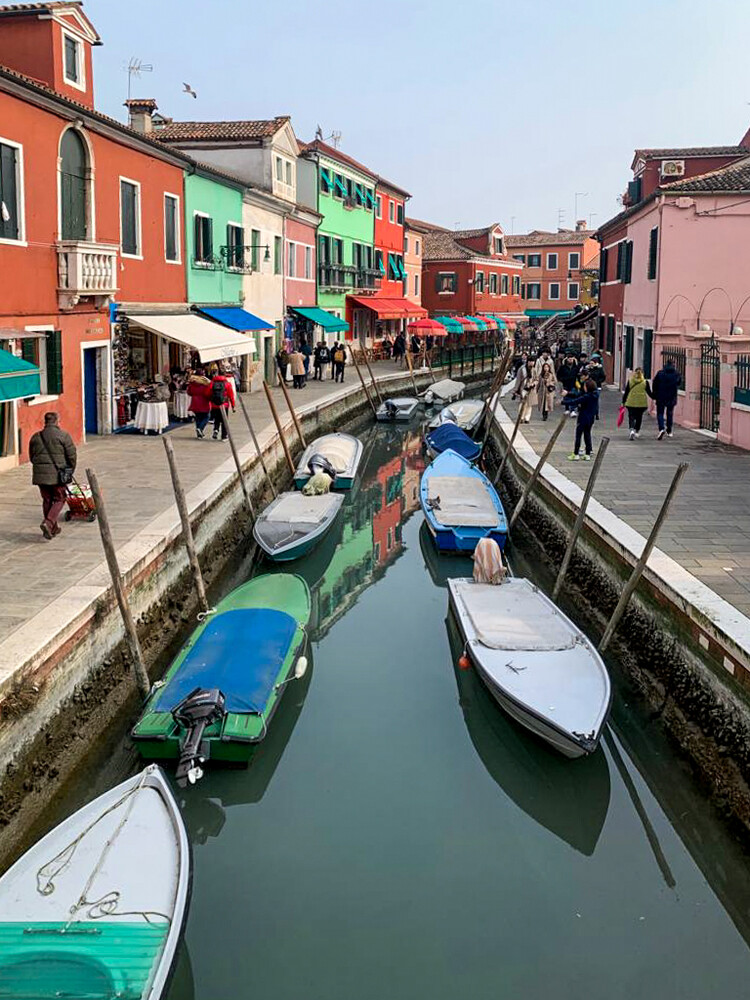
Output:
[299,139,378,182]
[405,216,448,232]
[635,145,747,160]
[423,230,474,261]
[154,117,290,142]
[506,230,596,247]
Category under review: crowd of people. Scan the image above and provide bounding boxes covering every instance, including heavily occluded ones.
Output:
[185,364,238,441]
[275,342,347,388]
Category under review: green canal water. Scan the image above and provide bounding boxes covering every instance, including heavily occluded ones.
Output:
[34,419,750,998]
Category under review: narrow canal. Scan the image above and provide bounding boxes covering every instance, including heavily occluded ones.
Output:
[29,416,750,998]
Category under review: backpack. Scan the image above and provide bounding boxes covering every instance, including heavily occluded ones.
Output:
[334,349,345,364]
[319,347,330,363]
[210,378,227,406]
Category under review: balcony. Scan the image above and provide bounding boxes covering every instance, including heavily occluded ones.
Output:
[355,268,382,291]
[57,241,118,310]
[318,264,382,291]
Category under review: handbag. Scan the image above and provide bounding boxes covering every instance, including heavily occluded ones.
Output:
[39,431,74,486]
[617,405,626,428]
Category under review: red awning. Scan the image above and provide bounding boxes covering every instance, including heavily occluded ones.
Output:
[459,317,479,332]
[406,317,448,336]
[348,295,428,320]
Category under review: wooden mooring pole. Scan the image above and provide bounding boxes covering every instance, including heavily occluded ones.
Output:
[162,437,209,614]
[277,371,307,448]
[361,350,383,405]
[508,412,568,530]
[598,462,688,653]
[551,437,610,602]
[479,346,514,458]
[348,346,378,416]
[494,400,527,485]
[263,380,295,474]
[219,409,254,516]
[237,393,276,498]
[405,347,419,396]
[86,468,150,697]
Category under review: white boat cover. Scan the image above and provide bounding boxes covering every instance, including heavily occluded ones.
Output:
[428,476,498,527]
[265,492,341,523]
[453,578,576,651]
[313,435,357,472]
[429,379,465,401]
[442,400,484,426]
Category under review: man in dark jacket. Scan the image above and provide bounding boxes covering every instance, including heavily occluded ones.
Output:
[28,412,77,539]
[651,361,681,439]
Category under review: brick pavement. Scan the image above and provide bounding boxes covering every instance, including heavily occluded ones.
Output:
[503,386,750,615]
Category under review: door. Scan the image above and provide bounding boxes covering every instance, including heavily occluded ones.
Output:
[83,348,98,434]
[60,129,87,241]
[700,338,720,433]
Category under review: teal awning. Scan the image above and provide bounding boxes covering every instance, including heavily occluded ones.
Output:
[377,254,385,274]
[396,257,408,280]
[334,175,347,197]
[365,190,376,209]
[466,315,488,331]
[435,316,464,335]
[290,307,349,333]
[525,308,571,318]
[0,347,40,402]
[354,183,365,204]
[320,167,332,190]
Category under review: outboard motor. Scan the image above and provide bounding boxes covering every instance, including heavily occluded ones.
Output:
[308,453,337,480]
[384,399,399,421]
[172,687,226,785]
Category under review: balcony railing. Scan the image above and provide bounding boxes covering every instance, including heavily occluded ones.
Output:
[191,253,223,271]
[219,245,257,274]
[57,241,118,310]
[318,264,382,291]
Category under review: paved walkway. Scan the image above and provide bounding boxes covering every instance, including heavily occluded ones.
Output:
[503,387,750,616]
[0,364,408,645]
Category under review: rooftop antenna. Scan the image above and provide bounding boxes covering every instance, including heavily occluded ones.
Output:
[510,215,516,234]
[315,126,342,148]
[574,192,588,221]
[557,207,566,229]
[126,57,153,102]
[330,130,342,149]
[588,212,598,228]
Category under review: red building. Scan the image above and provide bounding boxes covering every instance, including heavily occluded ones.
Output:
[0,1,189,469]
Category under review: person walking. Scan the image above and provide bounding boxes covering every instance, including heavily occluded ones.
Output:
[568,378,599,461]
[537,362,556,422]
[519,369,538,423]
[652,360,681,439]
[275,347,289,384]
[209,366,236,440]
[187,369,212,438]
[332,342,346,383]
[392,333,405,366]
[556,354,579,395]
[289,348,306,389]
[29,411,77,539]
[588,353,607,389]
[622,367,651,440]
[300,340,312,379]
[533,349,553,379]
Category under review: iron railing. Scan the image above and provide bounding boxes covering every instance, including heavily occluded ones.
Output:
[735,354,750,406]
[318,264,381,290]
[661,346,686,384]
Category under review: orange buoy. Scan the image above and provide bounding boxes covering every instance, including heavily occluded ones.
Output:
[458,653,472,671]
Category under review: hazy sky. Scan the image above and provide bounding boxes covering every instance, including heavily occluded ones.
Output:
[87,0,750,234]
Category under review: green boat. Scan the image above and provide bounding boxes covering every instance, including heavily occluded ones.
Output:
[132,574,311,782]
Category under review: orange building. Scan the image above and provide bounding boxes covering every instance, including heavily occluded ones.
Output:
[505,223,599,320]
[404,218,429,306]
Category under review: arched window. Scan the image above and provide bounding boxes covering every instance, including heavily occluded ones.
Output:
[60,129,87,240]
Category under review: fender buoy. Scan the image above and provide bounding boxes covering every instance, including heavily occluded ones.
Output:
[458,653,471,671]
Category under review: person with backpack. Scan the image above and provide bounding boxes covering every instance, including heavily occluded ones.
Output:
[275,347,289,383]
[332,342,346,383]
[29,411,77,539]
[187,368,212,438]
[209,366,236,440]
[568,378,599,461]
[314,341,330,381]
[651,360,681,439]
[622,367,651,440]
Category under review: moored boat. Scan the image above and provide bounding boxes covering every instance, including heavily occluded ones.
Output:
[0,764,190,1000]
[132,574,311,780]
[448,576,612,757]
[293,432,363,490]
[253,491,344,562]
[420,448,507,553]
[375,397,419,422]
[424,422,481,462]
[428,398,486,434]
[420,378,465,406]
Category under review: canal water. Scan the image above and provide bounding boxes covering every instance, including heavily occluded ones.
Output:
[27,417,750,998]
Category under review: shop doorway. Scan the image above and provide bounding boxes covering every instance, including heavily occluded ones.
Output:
[83,348,98,434]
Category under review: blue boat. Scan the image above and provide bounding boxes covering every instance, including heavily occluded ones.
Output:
[420,449,507,553]
[424,422,481,462]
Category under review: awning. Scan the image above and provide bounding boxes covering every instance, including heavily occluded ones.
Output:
[465,315,488,331]
[434,316,464,335]
[0,347,41,402]
[290,307,349,332]
[459,317,480,333]
[197,306,274,332]
[132,314,256,362]
[348,296,427,320]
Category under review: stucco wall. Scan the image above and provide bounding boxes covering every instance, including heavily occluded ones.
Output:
[184,172,243,305]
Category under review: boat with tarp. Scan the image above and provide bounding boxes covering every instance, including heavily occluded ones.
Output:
[420,378,465,406]
[420,449,507,553]
[253,491,344,562]
[428,398,486,434]
[375,397,419,422]
[424,422,481,462]
[293,432,363,490]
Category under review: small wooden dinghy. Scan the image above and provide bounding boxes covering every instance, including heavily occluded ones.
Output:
[448,577,612,758]
[133,575,311,781]
[429,398,486,434]
[375,397,419,422]
[253,491,344,562]
[0,764,190,1000]
[420,449,507,553]
[421,378,465,406]
[424,422,481,462]
[293,432,363,490]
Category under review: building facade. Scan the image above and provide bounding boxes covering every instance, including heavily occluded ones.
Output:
[404,219,427,306]
[505,223,599,320]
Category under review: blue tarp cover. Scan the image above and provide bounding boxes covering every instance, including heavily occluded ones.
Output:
[198,306,274,332]
[156,608,298,714]
[426,423,481,461]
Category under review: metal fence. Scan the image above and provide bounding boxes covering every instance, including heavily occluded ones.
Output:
[661,346,686,385]
[429,343,500,377]
[735,354,750,405]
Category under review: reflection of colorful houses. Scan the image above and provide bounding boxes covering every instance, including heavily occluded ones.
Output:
[372,454,404,568]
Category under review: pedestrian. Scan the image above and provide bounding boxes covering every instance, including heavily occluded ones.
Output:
[300,340,312,378]
[28,411,77,540]
[652,359,681,439]
[533,349,553,378]
[622,367,651,440]
[519,369,538,423]
[382,332,393,359]
[187,368,212,438]
[393,333,406,366]
[275,346,289,384]
[511,355,528,398]
[332,341,346,383]
[537,362,556,421]
[289,348,306,389]
[568,378,599,461]
[588,353,607,389]
[209,365,236,440]
[556,355,579,396]
[577,352,589,376]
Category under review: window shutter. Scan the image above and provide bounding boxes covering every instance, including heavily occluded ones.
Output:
[625,241,633,284]
[598,315,606,350]
[647,227,658,280]
[21,338,36,364]
[206,217,214,257]
[606,316,615,353]
[643,329,654,377]
[46,330,63,394]
[616,242,624,281]
[624,326,634,368]
[0,143,19,240]
[600,247,608,283]
[193,214,202,259]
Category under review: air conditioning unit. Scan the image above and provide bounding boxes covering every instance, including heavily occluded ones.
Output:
[661,159,685,178]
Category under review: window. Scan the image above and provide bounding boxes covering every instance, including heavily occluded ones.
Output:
[21,329,63,396]
[274,235,282,274]
[568,251,580,270]
[353,183,365,206]
[62,32,83,88]
[606,315,615,353]
[193,212,213,264]
[436,272,457,293]
[501,274,508,294]
[387,253,400,281]
[276,156,283,181]
[250,228,261,270]
[414,273,419,297]
[376,194,382,218]
[164,194,180,263]
[120,178,141,256]
[513,254,525,263]
[624,325,634,369]
[396,203,404,225]
[512,275,520,295]
[320,168,332,194]
[527,253,541,267]
[475,271,484,293]
[404,235,409,253]
[304,245,312,279]
[598,315,606,350]
[226,223,244,269]
[287,241,296,277]
[526,283,541,299]
[319,234,331,264]
[624,240,633,283]
[489,273,498,294]
[648,226,658,280]
[333,173,346,199]
[285,161,292,186]
[388,200,395,223]
[0,139,23,243]
[546,252,558,270]
[494,236,503,254]
[60,129,87,240]
[375,249,384,275]
[352,242,362,270]
[332,238,343,264]
[415,239,420,256]
[521,283,526,299]
[600,247,609,283]
[549,282,560,299]
[568,282,579,300]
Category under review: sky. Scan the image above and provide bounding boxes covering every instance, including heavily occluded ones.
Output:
[87,0,750,235]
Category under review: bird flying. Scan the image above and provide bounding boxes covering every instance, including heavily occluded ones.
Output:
[182,82,197,99]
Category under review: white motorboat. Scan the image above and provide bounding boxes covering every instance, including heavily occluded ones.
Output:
[375,397,419,422]
[0,764,190,999]
[448,578,611,757]
[428,398,486,434]
[293,432,363,490]
[420,378,465,406]
[254,490,344,561]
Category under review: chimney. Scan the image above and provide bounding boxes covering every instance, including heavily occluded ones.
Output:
[576,219,586,231]
[125,98,158,135]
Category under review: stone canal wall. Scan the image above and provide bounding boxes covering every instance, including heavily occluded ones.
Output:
[488,403,750,832]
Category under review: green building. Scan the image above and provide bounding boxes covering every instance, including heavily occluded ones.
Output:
[184,168,245,306]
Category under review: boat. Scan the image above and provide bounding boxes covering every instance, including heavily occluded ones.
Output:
[447,576,612,757]
[253,490,344,562]
[0,764,190,1000]
[420,378,465,406]
[293,432,363,490]
[420,448,507,553]
[132,574,311,781]
[424,422,481,462]
[375,396,419,422]
[429,398,486,435]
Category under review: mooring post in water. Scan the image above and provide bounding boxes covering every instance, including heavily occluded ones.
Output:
[405,346,420,396]
[237,393,276,498]
[552,437,610,602]
[508,412,567,531]
[219,409,254,517]
[86,468,150,697]
[599,462,689,653]
[263,380,295,474]
[277,371,307,448]
[348,346,378,415]
[361,349,383,405]
[162,437,209,614]
[494,396,526,484]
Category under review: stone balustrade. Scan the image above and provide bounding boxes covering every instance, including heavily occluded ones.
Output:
[57,241,118,309]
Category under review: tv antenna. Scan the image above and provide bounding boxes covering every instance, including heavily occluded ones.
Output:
[314,126,342,148]
[557,207,566,229]
[125,57,153,101]
[574,191,588,220]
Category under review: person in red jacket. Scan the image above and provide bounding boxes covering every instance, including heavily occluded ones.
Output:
[208,365,237,440]
[186,370,212,439]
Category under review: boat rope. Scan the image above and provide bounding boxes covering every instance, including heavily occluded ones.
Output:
[196,607,217,622]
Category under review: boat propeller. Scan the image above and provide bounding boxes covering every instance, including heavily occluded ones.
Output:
[172,686,227,785]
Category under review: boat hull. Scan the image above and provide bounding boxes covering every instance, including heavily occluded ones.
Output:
[293,432,363,491]
[253,492,343,562]
[425,518,507,553]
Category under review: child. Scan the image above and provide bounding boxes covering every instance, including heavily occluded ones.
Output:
[568,378,599,461]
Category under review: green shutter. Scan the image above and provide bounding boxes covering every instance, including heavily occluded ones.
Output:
[647,227,658,280]
[21,338,36,364]
[606,316,615,353]
[624,326,634,368]
[600,247,608,283]
[643,329,654,377]
[0,142,19,240]
[120,181,137,254]
[46,330,63,394]
[624,241,633,284]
